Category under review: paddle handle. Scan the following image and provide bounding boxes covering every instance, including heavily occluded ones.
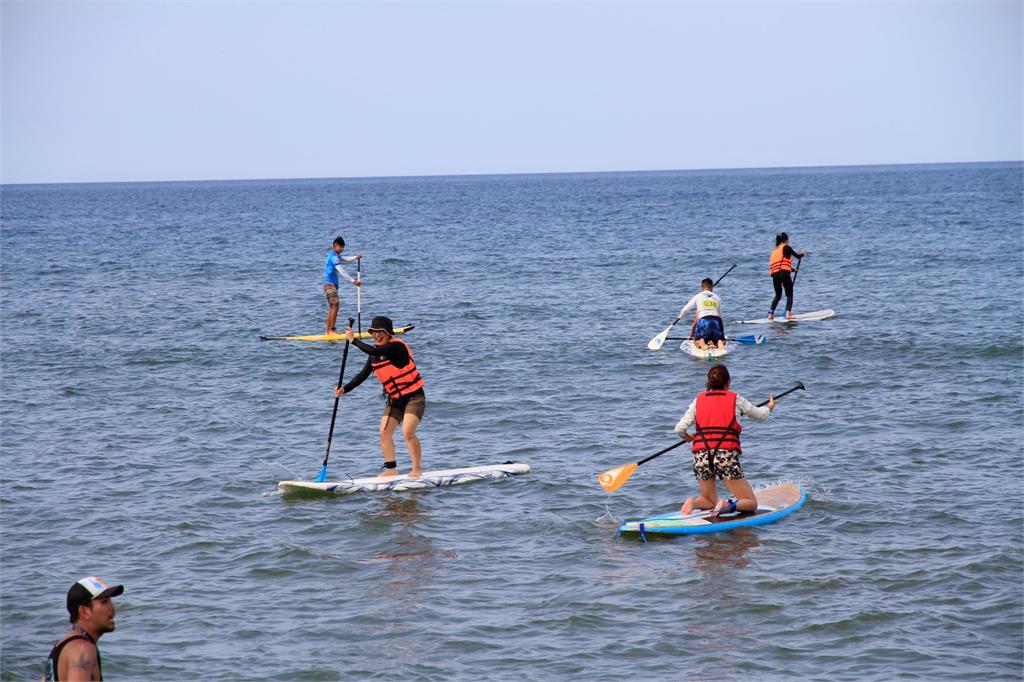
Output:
[322,317,356,466]
[356,260,362,333]
[756,382,804,407]
[791,255,803,287]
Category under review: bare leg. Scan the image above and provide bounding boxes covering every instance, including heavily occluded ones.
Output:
[682,479,719,513]
[402,413,422,477]
[326,302,339,334]
[720,477,758,512]
[378,414,400,476]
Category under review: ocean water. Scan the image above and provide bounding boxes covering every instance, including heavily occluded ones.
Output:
[1,162,1021,680]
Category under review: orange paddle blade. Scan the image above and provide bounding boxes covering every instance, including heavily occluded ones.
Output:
[598,462,639,493]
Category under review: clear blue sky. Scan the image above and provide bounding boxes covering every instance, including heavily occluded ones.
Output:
[2,1,1021,184]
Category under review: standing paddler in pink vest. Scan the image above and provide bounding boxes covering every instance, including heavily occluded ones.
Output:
[674,364,776,517]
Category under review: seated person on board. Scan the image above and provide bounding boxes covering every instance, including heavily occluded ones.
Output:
[677,277,725,350]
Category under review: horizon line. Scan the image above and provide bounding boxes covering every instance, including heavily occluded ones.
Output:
[2,158,1021,188]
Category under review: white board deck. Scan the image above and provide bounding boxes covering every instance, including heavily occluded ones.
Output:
[278,462,530,494]
[680,340,730,360]
[734,309,835,325]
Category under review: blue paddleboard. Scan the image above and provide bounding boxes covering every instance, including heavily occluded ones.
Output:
[618,483,806,537]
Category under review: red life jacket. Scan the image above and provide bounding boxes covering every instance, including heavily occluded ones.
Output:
[372,339,424,400]
[692,390,742,453]
[769,244,793,275]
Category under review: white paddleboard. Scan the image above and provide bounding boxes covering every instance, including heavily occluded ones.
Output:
[278,462,530,494]
[680,340,730,360]
[734,309,835,325]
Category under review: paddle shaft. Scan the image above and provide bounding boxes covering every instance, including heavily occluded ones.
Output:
[667,335,759,341]
[756,382,803,407]
[637,382,804,467]
[321,317,355,468]
[713,263,736,287]
[791,255,803,287]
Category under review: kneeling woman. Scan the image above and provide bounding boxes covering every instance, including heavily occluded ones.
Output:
[674,364,775,516]
[335,316,425,477]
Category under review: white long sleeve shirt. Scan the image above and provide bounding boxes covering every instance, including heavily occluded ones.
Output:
[678,290,723,321]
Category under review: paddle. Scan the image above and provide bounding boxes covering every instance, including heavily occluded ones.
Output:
[597,381,805,493]
[315,317,356,482]
[666,334,766,345]
[647,264,736,350]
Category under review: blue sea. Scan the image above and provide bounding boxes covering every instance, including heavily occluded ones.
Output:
[2,162,1022,680]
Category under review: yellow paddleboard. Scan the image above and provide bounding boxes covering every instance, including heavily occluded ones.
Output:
[260,324,415,342]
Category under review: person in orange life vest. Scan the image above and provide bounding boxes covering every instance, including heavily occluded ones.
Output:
[43,576,124,682]
[674,364,775,517]
[767,232,805,321]
[335,315,425,477]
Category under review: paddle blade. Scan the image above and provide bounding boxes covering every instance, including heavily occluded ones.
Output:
[647,326,672,350]
[315,464,328,483]
[731,334,767,345]
[599,462,639,493]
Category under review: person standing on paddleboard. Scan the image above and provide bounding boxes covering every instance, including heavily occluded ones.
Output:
[767,232,805,321]
[324,236,362,335]
[43,576,124,682]
[334,315,425,478]
[674,365,775,517]
[676,278,726,350]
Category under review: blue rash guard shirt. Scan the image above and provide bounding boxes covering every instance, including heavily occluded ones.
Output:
[324,252,355,286]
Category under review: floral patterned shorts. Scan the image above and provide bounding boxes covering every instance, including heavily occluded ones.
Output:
[323,283,340,306]
[692,449,744,481]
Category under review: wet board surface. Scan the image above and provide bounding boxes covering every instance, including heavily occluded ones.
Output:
[734,309,834,325]
[278,462,530,494]
[618,483,806,536]
[260,324,415,342]
[680,340,730,359]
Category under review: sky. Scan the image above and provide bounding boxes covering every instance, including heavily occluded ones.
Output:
[1,0,1021,184]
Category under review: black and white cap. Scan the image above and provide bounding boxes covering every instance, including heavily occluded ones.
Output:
[67,576,124,617]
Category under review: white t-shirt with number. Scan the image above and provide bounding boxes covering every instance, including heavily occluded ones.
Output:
[678,291,722,320]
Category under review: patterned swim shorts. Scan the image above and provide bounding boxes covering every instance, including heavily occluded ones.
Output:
[694,317,724,342]
[692,449,744,481]
[323,283,339,306]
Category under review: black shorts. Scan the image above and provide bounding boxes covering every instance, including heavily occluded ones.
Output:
[383,390,426,421]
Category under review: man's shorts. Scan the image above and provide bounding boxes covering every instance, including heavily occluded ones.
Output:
[692,449,744,481]
[383,390,426,422]
[694,317,724,342]
[323,283,339,306]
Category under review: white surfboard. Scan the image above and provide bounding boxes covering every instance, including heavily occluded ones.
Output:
[680,340,730,360]
[278,462,530,494]
[734,309,835,325]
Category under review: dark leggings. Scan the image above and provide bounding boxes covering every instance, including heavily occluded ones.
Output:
[770,271,794,313]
